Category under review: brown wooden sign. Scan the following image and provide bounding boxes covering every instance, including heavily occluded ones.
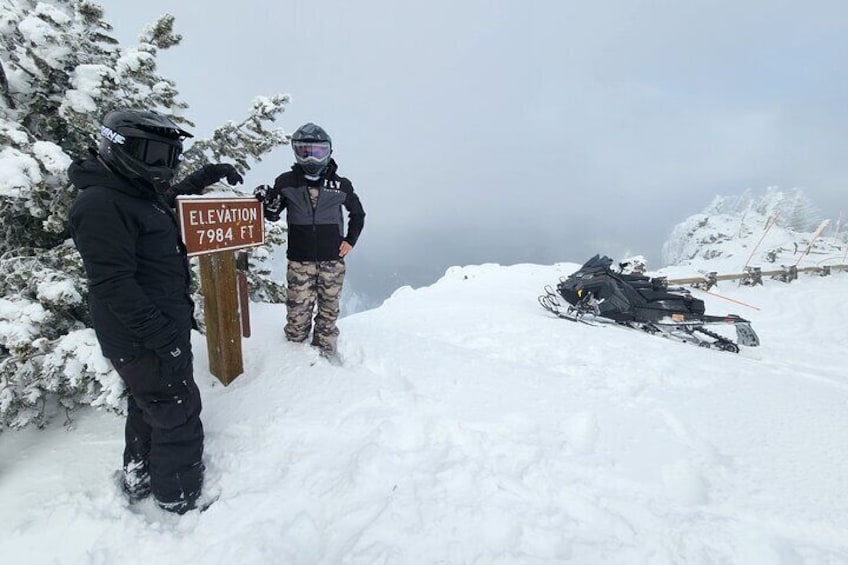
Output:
[177,197,265,257]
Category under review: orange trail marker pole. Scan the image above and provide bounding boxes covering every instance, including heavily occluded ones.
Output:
[742,213,778,273]
[693,288,761,311]
[795,219,831,268]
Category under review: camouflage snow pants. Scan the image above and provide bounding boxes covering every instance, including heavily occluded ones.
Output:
[285,259,346,354]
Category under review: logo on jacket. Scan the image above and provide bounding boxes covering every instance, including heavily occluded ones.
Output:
[323,179,341,190]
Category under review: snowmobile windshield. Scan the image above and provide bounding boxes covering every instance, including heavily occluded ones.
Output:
[293,142,331,161]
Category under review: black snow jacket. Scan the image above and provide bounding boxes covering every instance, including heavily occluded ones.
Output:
[68,154,193,359]
[269,160,365,262]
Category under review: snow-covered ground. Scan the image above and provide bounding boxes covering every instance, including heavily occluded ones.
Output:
[2,262,847,564]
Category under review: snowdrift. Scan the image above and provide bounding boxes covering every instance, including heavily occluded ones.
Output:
[1,263,847,564]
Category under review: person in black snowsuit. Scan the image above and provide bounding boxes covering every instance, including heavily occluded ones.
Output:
[254,123,365,360]
[68,110,243,514]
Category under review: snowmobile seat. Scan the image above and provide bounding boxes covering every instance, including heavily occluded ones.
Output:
[635,290,705,315]
[636,289,698,304]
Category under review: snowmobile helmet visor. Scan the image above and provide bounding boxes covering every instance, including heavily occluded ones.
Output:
[292,141,331,161]
[123,137,182,169]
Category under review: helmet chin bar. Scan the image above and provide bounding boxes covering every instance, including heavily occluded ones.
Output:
[298,160,328,177]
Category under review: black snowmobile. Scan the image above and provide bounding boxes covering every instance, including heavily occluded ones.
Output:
[539,255,760,353]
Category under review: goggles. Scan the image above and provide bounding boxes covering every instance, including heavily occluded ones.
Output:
[124,137,182,169]
[293,141,331,161]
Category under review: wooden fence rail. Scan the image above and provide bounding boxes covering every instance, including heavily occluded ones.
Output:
[666,264,848,286]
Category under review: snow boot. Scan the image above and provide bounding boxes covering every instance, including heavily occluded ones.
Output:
[121,461,151,504]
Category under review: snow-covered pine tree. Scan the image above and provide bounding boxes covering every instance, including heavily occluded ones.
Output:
[783,189,821,233]
[0,1,289,430]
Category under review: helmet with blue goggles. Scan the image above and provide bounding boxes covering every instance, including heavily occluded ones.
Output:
[291,122,333,176]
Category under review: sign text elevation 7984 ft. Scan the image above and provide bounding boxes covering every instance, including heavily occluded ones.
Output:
[177,196,265,257]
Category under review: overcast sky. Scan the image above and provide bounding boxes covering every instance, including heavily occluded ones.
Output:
[100,0,848,308]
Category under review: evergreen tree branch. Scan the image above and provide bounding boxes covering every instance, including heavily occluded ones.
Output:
[0,60,15,109]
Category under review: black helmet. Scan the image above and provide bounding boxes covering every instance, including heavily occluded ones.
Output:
[291,122,332,177]
[98,110,193,186]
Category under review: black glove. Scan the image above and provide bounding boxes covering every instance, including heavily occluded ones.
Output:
[253,184,269,202]
[175,164,244,195]
[153,335,193,377]
[205,163,244,186]
[255,185,283,221]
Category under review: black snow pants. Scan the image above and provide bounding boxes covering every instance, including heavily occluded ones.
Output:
[112,343,204,511]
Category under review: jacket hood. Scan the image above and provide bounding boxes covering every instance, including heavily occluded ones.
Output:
[67,150,154,199]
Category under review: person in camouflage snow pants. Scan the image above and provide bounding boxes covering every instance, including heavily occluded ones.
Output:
[255,123,365,357]
[286,259,346,353]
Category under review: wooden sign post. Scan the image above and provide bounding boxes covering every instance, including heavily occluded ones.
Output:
[177,196,265,385]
